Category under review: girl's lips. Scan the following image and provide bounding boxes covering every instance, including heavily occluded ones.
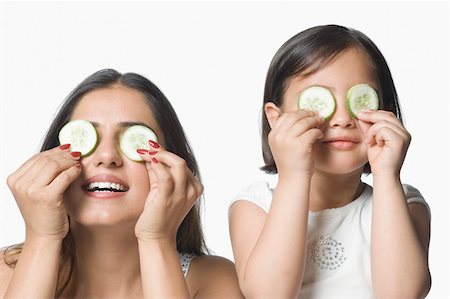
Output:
[323,140,358,150]
[322,137,360,150]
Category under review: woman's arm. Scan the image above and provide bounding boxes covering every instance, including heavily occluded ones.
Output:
[3,237,63,298]
[138,238,190,298]
[2,145,81,298]
[135,144,203,298]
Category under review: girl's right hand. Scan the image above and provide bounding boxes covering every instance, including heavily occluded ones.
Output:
[267,109,324,177]
[6,144,81,241]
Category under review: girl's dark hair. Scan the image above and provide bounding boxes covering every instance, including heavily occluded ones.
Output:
[261,24,402,174]
[3,69,208,295]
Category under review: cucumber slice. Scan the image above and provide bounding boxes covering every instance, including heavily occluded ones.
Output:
[120,125,158,161]
[298,86,336,119]
[346,84,379,118]
[58,119,97,156]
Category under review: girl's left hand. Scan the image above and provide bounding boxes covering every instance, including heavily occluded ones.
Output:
[134,142,203,242]
[358,110,411,177]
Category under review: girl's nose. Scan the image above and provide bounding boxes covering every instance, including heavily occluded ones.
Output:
[91,136,123,168]
[328,96,355,128]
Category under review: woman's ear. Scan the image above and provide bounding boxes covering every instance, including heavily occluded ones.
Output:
[264,102,282,129]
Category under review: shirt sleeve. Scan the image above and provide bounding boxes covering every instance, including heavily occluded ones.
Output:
[229,181,273,214]
[403,184,431,219]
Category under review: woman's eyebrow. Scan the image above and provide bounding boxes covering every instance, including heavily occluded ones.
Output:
[89,121,151,129]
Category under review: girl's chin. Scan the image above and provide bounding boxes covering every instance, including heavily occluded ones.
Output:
[314,162,366,176]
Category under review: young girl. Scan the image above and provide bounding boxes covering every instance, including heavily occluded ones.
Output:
[229,25,431,298]
[0,69,243,298]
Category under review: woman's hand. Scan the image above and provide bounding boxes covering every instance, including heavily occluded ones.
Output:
[6,144,81,241]
[358,110,411,177]
[134,141,203,242]
[267,109,324,177]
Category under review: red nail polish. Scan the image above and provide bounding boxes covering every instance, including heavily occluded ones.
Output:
[148,151,158,155]
[59,144,71,150]
[148,140,160,148]
[136,149,148,154]
[71,151,81,157]
[151,157,158,163]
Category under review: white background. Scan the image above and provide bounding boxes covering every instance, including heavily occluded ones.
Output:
[0,1,448,298]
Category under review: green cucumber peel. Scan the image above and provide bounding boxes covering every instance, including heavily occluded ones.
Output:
[298,86,336,120]
[346,84,379,118]
[58,119,98,157]
[120,125,158,161]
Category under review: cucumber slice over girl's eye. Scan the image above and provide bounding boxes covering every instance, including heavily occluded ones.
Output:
[298,86,336,119]
[58,119,97,156]
[120,125,158,161]
[346,84,379,118]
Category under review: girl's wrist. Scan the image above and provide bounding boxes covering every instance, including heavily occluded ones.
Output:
[372,173,402,187]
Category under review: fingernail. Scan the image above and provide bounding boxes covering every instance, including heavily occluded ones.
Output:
[148,140,160,148]
[151,157,158,163]
[148,151,158,155]
[76,162,81,168]
[71,151,81,157]
[136,149,148,154]
[59,143,71,150]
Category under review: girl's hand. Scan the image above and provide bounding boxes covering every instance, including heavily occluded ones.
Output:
[6,144,81,241]
[267,109,324,177]
[134,142,203,242]
[358,110,411,177]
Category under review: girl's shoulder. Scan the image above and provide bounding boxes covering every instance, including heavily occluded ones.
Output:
[187,255,243,298]
[229,181,272,213]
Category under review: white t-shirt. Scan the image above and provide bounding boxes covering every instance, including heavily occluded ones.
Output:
[230,182,430,299]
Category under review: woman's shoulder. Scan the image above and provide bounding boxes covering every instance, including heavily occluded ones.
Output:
[188,255,243,298]
[0,249,15,296]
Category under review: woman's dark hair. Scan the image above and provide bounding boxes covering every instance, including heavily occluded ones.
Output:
[261,24,402,174]
[4,69,208,295]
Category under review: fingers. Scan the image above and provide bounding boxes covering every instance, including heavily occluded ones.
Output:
[47,164,82,195]
[274,109,320,131]
[8,145,80,193]
[137,141,201,202]
[26,152,81,188]
[8,144,71,184]
[358,110,410,146]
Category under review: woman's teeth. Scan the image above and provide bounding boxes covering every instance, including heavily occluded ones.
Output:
[86,182,127,192]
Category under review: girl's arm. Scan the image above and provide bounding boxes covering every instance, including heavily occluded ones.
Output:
[358,110,431,298]
[372,177,431,298]
[230,109,324,298]
[2,145,81,298]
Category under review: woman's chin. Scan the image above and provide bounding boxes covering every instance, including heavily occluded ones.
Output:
[68,209,140,228]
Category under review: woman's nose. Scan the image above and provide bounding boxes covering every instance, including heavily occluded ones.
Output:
[91,136,123,168]
[328,96,355,128]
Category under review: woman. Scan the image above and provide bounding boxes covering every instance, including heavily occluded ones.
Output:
[0,69,243,298]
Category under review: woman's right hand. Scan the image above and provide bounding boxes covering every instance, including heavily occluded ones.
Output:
[267,109,324,177]
[6,144,81,241]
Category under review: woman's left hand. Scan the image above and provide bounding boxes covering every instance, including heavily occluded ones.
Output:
[357,110,411,177]
[134,142,203,242]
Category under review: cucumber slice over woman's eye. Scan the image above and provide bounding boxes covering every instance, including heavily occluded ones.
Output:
[120,125,158,161]
[346,84,379,118]
[298,86,336,119]
[58,119,97,156]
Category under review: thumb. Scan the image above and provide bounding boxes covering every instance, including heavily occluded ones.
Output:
[358,119,372,141]
[145,162,158,189]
